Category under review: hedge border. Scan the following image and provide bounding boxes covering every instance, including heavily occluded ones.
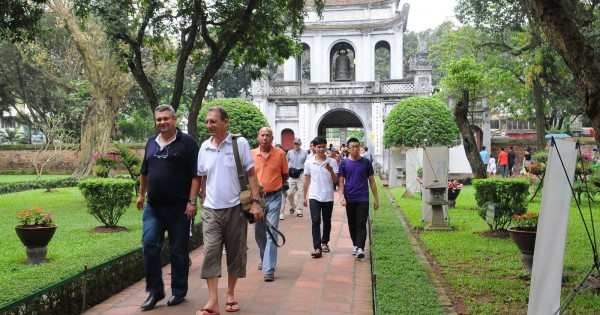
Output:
[0,177,79,195]
[0,224,203,315]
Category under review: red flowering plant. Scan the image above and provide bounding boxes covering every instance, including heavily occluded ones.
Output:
[92,152,120,178]
[512,212,538,231]
[448,180,464,193]
[17,208,55,227]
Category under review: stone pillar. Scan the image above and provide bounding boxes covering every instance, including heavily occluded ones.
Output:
[339,128,348,148]
[361,31,373,81]
[481,98,491,152]
[372,101,383,157]
[313,35,325,83]
[283,57,297,81]
[391,25,403,79]
[299,101,310,150]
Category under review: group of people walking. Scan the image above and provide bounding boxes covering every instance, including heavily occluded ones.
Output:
[480,145,532,178]
[135,104,379,314]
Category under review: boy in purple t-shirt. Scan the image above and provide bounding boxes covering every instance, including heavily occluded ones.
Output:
[338,138,379,259]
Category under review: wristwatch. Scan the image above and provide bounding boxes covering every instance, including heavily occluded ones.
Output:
[251,197,261,204]
[188,199,197,205]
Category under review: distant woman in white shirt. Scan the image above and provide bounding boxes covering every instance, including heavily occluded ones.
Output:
[487,156,497,178]
[303,136,338,259]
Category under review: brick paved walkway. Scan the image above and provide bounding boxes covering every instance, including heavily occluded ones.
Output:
[84,194,373,315]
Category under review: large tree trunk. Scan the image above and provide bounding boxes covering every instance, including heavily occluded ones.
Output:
[49,0,132,177]
[530,0,600,146]
[532,78,547,150]
[73,97,116,177]
[188,71,216,140]
[455,90,487,179]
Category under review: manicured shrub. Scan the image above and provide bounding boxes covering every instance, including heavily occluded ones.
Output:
[472,178,530,230]
[197,98,269,148]
[0,177,78,195]
[383,96,460,148]
[77,178,135,227]
[111,144,142,193]
[92,153,120,178]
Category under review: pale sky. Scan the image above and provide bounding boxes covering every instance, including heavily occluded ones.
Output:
[403,0,459,32]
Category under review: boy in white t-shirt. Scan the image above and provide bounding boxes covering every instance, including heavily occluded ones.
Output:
[303,136,339,258]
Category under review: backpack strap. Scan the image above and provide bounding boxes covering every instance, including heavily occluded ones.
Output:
[231,134,248,188]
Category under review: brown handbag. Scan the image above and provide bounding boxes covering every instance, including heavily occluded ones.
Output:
[231,135,266,212]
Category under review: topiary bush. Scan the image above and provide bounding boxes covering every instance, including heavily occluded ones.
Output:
[111,144,142,193]
[383,96,460,148]
[92,153,120,178]
[77,178,135,227]
[197,98,269,148]
[472,178,530,230]
[532,151,548,164]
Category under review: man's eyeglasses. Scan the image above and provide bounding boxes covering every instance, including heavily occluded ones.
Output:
[154,145,169,159]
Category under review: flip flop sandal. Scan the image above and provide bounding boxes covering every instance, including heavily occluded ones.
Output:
[321,244,330,252]
[297,213,303,217]
[290,208,295,214]
[225,301,240,312]
[197,308,220,315]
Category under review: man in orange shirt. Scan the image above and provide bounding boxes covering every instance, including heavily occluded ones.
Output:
[498,147,509,178]
[252,127,289,282]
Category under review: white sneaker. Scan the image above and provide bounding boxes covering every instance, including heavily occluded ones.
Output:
[356,248,365,259]
[352,246,358,256]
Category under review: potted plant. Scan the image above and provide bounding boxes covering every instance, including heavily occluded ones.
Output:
[447,180,464,208]
[508,212,538,271]
[15,208,57,264]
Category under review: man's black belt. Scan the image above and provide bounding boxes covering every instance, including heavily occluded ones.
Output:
[265,188,282,196]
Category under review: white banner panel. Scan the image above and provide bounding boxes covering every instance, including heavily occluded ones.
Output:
[528,139,577,315]
[421,147,449,222]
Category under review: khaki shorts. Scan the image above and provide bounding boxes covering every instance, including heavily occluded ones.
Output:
[200,204,248,279]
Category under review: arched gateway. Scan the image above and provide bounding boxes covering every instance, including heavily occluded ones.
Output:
[251,0,433,181]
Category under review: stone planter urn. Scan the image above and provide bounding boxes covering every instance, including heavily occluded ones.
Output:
[447,189,461,208]
[15,225,57,264]
[507,227,536,271]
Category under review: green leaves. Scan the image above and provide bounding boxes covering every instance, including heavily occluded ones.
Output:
[383,96,460,148]
[0,0,46,42]
[197,98,268,148]
[472,178,530,230]
[77,178,135,227]
[441,57,485,98]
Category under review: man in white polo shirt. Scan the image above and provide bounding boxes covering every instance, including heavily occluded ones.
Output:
[197,105,263,314]
[303,136,338,258]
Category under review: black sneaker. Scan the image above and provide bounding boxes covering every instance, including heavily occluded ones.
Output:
[356,248,365,259]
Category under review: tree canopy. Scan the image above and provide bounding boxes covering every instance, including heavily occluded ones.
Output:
[75,0,324,140]
[453,0,584,149]
[383,96,460,148]
[0,0,46,41]
[529,0,600,147]
[197,98,268,148]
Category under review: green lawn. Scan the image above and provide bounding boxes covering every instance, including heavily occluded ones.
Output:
[0,175,71,183]
[391,185,600,314]
[372,177,445,314]
[0,187,142,307]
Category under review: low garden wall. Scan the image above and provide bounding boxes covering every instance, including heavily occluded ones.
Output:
[0,145,144,174]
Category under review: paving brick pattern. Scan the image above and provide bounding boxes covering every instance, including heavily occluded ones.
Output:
[84,194,373,315]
